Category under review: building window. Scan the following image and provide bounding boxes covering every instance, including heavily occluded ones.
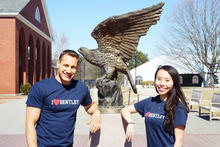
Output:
[35,48,38,60]
[136,75,143,85]
[214,75,218,84]
[35,7,41,23]
[179,76,183,84]
[27,46,30,60]
[192,75,199,84]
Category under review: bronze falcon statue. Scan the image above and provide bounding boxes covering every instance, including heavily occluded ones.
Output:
[78,2,164,94]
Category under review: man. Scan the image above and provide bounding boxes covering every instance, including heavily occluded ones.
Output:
[25,50,101,147]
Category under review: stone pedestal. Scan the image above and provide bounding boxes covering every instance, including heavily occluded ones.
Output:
[89,113,131,147]
[74,106,147,147]
[96,79,123,108]
[99,106,124,114]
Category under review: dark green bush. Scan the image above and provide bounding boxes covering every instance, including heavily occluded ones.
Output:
[20,83,32,95]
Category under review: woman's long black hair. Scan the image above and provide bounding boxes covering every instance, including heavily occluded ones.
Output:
[154,65,190,133]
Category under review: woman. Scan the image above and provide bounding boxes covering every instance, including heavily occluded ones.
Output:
[121,65,189,147]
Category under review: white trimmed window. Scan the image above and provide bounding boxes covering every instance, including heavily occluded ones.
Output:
[179,76,183,84]
[35,7,41,23]
[192,75,199,84]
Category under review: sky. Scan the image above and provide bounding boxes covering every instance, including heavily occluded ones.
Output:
[45,0,178,60]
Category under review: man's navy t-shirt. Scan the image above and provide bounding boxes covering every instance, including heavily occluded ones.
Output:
[26,77,92,147]
[134,95,188,147]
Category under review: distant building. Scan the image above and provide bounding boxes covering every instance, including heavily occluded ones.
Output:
[124,56,206,88]
[180,74,203,87]
[0,0,53,94]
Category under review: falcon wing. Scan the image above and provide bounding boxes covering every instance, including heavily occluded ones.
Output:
[91,2,164,62]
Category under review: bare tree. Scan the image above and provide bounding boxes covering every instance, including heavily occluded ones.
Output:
[159,0,220,87]
[52,31,69,61]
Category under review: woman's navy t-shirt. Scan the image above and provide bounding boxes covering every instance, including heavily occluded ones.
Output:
[26,77,92,147]
[134,95,188,147]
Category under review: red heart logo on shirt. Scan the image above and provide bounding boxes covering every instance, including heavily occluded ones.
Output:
[53,99,60,106]
[145,112,150,117]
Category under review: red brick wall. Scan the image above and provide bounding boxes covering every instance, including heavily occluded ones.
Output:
[15,19,51,93]
[20,0,50,37]
[0,18,17,94]
[0,18,51,94]
[0,0,52,94]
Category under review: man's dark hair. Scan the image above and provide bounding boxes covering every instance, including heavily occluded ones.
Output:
[59,49,79,61]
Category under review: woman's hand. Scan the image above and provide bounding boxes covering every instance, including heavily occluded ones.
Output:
[121,105,137,142]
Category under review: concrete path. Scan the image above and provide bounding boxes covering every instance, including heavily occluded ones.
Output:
[0,96,220,146]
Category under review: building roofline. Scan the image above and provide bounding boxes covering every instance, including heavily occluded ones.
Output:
[0,12,19,16]
[0,13,52,42]
[17,0,30,12]
[0,0,53,42]
[17,14,52,42]
[41,0,54,41]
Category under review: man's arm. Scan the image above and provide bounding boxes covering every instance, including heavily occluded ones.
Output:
[25,106,41,147]
[84,101,101,133]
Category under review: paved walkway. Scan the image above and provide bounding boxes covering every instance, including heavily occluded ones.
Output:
[0,95,220,147]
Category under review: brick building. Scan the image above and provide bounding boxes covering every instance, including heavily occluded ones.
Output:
[0,0,53,94]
